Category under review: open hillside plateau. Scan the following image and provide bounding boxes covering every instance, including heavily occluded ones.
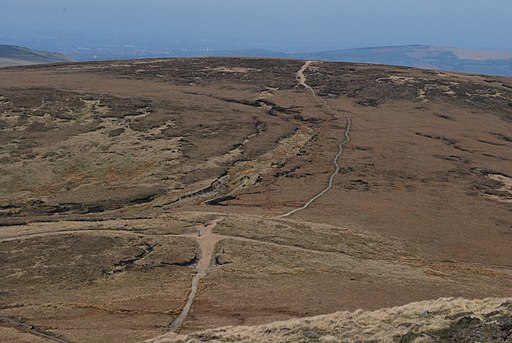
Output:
[0,57,511,342]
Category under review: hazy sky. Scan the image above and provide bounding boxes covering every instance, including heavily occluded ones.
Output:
[1,0,511,52]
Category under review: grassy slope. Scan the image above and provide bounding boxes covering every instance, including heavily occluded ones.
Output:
[147,297,512,343]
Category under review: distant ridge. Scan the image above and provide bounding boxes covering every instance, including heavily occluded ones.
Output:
[294,45,512,76]
[0,45,73,68]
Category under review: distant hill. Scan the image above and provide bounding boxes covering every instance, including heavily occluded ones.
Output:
[0,45,73,68]
[294,45,512,76]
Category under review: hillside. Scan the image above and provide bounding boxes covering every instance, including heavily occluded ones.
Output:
[0,58,511,342]
[0,45,72,68]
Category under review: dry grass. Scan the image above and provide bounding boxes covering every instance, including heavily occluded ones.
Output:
[146,297,512,343]
[0,219,201,343]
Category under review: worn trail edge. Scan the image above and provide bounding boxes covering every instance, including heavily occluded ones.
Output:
[277,61,353,218]
[0,316,71,343]
[168,217,225,332]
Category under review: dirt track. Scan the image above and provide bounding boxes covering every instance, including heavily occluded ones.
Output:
[169,217,225,332]
[278,61,353,218]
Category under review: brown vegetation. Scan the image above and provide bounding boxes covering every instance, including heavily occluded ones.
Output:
[0,58,511,342]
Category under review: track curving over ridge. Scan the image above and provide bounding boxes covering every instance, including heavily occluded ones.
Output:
[277,61,353,218]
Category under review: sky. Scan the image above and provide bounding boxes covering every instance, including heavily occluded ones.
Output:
[1,0,511,53]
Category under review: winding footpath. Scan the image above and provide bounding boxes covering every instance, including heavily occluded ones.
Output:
[168,217,225,332]
[277,61,353,218]
[170,61,354,329]
[167,215,352,333]
[2,219,345,336]
[0,61,353,338]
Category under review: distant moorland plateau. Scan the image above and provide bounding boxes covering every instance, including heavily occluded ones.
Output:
[296,45,512,77]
